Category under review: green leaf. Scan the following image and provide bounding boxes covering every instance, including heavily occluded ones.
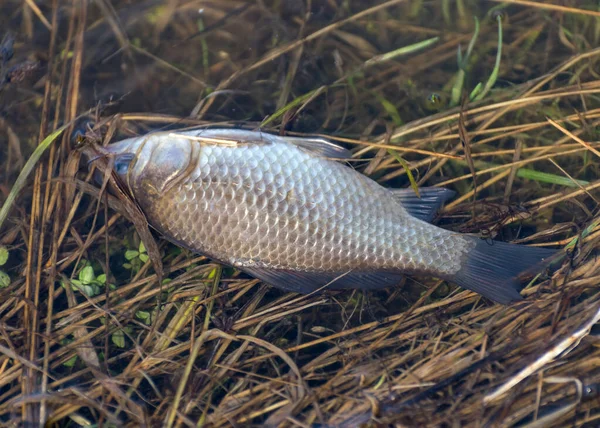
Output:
[96,274,106,284]
[139,241,146,254]
[0,247,8,266]
[0,271,10,288]
[125,250,139,261]
[63,355,78,367]
[69,278,98,296]
[123,263,132,269]
[112,330,125,348]
[82,284,97,296]
[139,253,149,263]
[136,310,150,320]
[79,266,95,284]
[136,310,152,324]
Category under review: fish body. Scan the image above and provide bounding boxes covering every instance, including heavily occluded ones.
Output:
[103,128,557,304]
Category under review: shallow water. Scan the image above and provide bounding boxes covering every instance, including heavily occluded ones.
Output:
[2,0,582,143]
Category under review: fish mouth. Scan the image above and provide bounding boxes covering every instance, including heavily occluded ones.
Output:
[79,140,136,186]
[103,139,135,155]
[77,142,110,169]
[82,138,137,169]
[89,153,134,186]
[84,151,107,167]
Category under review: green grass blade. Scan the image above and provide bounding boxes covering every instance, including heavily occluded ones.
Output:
[442,0,451,25]
[451,17,480,107]
[197,17,210,79]
[565,220,599,250]
[388,149,420,197]
[465,159,589,188]
[376,94,403,126]
[261,37,439,128]
[0,126,67,231]
[451,69,466,107]
[469,82,483,100]
[473,14,503,101]
[515,167,588,187]
[463,17,480,67]
[364,37,439,67]
[260,87,323,128]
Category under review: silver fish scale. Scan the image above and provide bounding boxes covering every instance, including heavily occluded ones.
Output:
[130,138,473,277]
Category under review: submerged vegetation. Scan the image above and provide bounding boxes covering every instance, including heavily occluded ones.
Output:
[1,0,600,426]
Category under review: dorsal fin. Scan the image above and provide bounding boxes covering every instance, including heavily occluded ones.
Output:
[281,136,353,160]
[172,129,353,160]
[389,187,456,222]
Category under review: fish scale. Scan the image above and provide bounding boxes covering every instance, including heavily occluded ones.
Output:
[102,128,559,304]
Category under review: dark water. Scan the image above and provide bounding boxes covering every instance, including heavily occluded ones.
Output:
[3,0,583,144]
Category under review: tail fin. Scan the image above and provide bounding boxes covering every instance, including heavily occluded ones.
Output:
[450,237,561,304]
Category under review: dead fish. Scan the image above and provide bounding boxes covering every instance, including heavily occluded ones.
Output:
[100,128,559,304]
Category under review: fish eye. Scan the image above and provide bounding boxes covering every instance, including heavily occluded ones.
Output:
[70,119,96,146]
[427,93,441,104]
[423,92,446,112]
[114,153,134,175]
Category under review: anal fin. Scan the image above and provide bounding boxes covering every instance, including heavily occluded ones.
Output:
[242,267,403,294]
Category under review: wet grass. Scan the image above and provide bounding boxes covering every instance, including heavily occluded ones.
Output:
[1,0,600,426]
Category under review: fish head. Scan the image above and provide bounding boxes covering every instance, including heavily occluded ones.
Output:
[105,133,194,198]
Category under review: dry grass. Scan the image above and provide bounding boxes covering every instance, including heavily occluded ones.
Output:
[1,0,600,426]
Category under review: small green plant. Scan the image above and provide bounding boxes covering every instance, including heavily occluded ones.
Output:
[135,309,157,325]
[61,336,78,368]
[123,241,149,272]
[110,326,127,348]
[0,246,9,288]
[450,14,504,106]
[99,317,133,348]
[61,262,113,297]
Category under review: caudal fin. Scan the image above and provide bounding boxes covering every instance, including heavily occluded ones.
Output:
[450,237,561,304]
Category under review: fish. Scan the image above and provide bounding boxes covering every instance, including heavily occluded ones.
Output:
[99,128,559,304]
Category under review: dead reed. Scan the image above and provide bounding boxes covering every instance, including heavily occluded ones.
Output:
[0,1,599,426]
